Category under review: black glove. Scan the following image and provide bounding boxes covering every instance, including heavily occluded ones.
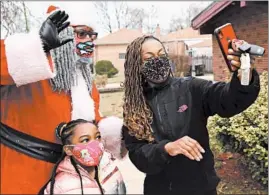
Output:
[39,10,73,53]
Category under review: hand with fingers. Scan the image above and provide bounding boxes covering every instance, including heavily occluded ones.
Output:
[164,136,205,162]
[39,10,73,53]
[227,39,255,80]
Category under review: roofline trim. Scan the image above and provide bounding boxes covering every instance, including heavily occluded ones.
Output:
[191,1,233,30]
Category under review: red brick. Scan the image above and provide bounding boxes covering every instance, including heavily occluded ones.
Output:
[204,2,268,81]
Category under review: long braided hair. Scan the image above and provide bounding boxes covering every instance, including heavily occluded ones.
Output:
[123,35,167,142]
[38,119,104,195]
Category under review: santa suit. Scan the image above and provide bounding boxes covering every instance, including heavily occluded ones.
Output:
[0,19,123,194]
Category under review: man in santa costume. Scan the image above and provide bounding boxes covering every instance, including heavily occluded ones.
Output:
[0,5,124,194]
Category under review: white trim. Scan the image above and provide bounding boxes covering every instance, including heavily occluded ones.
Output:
[98,116,124,159]
[5,30,56,86]
[71,69,95,121]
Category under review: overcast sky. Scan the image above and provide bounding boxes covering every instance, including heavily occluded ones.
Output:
[23,1,212,38]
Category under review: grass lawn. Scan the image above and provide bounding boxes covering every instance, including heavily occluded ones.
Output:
[107,74,125,84]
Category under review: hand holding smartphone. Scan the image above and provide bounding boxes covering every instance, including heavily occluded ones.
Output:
[214,23,265,72]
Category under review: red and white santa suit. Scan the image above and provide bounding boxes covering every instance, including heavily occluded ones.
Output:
[0,6,124,194]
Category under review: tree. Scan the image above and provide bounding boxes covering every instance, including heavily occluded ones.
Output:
[1,1,40,38]
[94,1,113,33]
[94,2,158,34]
[168,15,185,32]
[185,3,207,27]
[113,1,129,29]
[95,60,119,78]
[124,8,145,29]
[143,5,158,34]
[165,2,210,33]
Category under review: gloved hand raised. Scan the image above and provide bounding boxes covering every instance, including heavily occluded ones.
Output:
[39,10,73,53]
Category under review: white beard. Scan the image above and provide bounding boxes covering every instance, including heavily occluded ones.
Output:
[70,69,95,121]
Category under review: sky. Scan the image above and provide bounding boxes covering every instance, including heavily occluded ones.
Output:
[8,1,212,38]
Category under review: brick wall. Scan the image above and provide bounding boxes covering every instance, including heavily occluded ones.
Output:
[206,2,268,81]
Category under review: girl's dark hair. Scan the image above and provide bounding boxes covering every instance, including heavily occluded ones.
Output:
[38,119,104,195]
[123,35,167,142]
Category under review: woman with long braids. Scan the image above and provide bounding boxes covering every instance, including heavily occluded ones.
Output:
[40,119,126,194]
[122,35,260,195]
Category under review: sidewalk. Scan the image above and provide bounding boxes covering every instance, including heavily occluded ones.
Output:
[97,83,123,93]
[116,156,145,194]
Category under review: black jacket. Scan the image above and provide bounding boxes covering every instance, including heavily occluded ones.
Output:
[123,70,260,195]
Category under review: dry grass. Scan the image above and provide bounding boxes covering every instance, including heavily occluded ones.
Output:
[107,73,125,84]
[99,91,124,118]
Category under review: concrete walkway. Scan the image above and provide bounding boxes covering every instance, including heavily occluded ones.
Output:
[97,83,123,93]
[116,156,145,194]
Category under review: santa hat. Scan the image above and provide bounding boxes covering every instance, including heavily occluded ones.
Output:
[46,5,96,30]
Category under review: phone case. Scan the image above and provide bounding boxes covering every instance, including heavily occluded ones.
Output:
[214,23,237,72]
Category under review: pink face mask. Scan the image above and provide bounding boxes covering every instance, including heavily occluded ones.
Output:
[68,141,104,166]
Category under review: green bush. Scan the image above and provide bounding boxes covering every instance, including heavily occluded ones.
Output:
[95,60,119,78]
[208,71,268,186]
[108,67,119,77]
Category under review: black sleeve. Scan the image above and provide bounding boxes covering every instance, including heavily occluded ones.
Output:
[190,69,260,117]
[122,126,171,175]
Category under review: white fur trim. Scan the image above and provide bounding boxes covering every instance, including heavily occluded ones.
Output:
[71,69,95,121]
[99,110,103,117]
[70,18,96,30]
[98,116,125,159]
[4,30,56,86]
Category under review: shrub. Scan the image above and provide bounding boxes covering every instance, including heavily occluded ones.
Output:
[108,67,119,78]
[95,60,119,78]
[207,71,268,186]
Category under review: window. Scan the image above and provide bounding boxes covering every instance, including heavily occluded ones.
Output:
[119,53,126,59]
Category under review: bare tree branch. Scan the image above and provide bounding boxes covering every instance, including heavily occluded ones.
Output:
[94,1,113,33]
[184,3,206,27]
[168,15,185,32]
[1,1,37,37]
[124,8,145,29]
[94,2,158,34]
[143,5,158,34]
[22,2,29,32]
[114,1,128,29]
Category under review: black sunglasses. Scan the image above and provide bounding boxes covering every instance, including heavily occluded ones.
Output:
[74,30,98,40]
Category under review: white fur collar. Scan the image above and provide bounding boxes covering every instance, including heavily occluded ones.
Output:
[71,69,95,121]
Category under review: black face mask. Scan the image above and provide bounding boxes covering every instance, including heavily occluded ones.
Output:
[141,56,171,84]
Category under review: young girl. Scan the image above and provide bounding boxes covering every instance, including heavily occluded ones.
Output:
[40,119,126,194]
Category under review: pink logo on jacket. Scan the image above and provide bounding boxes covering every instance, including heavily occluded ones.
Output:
[177,105,188,113]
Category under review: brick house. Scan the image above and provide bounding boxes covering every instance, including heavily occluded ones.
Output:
[94,26,213,77]
[189,39,213,57]
[94,28,143,77]
[191,1,268,81]
[161,27,212,50]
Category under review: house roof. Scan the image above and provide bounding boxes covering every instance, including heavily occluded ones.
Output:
[191,1,233,30]
[95,28,144,45]
[160,27,211,42]
[190,39,212,48]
